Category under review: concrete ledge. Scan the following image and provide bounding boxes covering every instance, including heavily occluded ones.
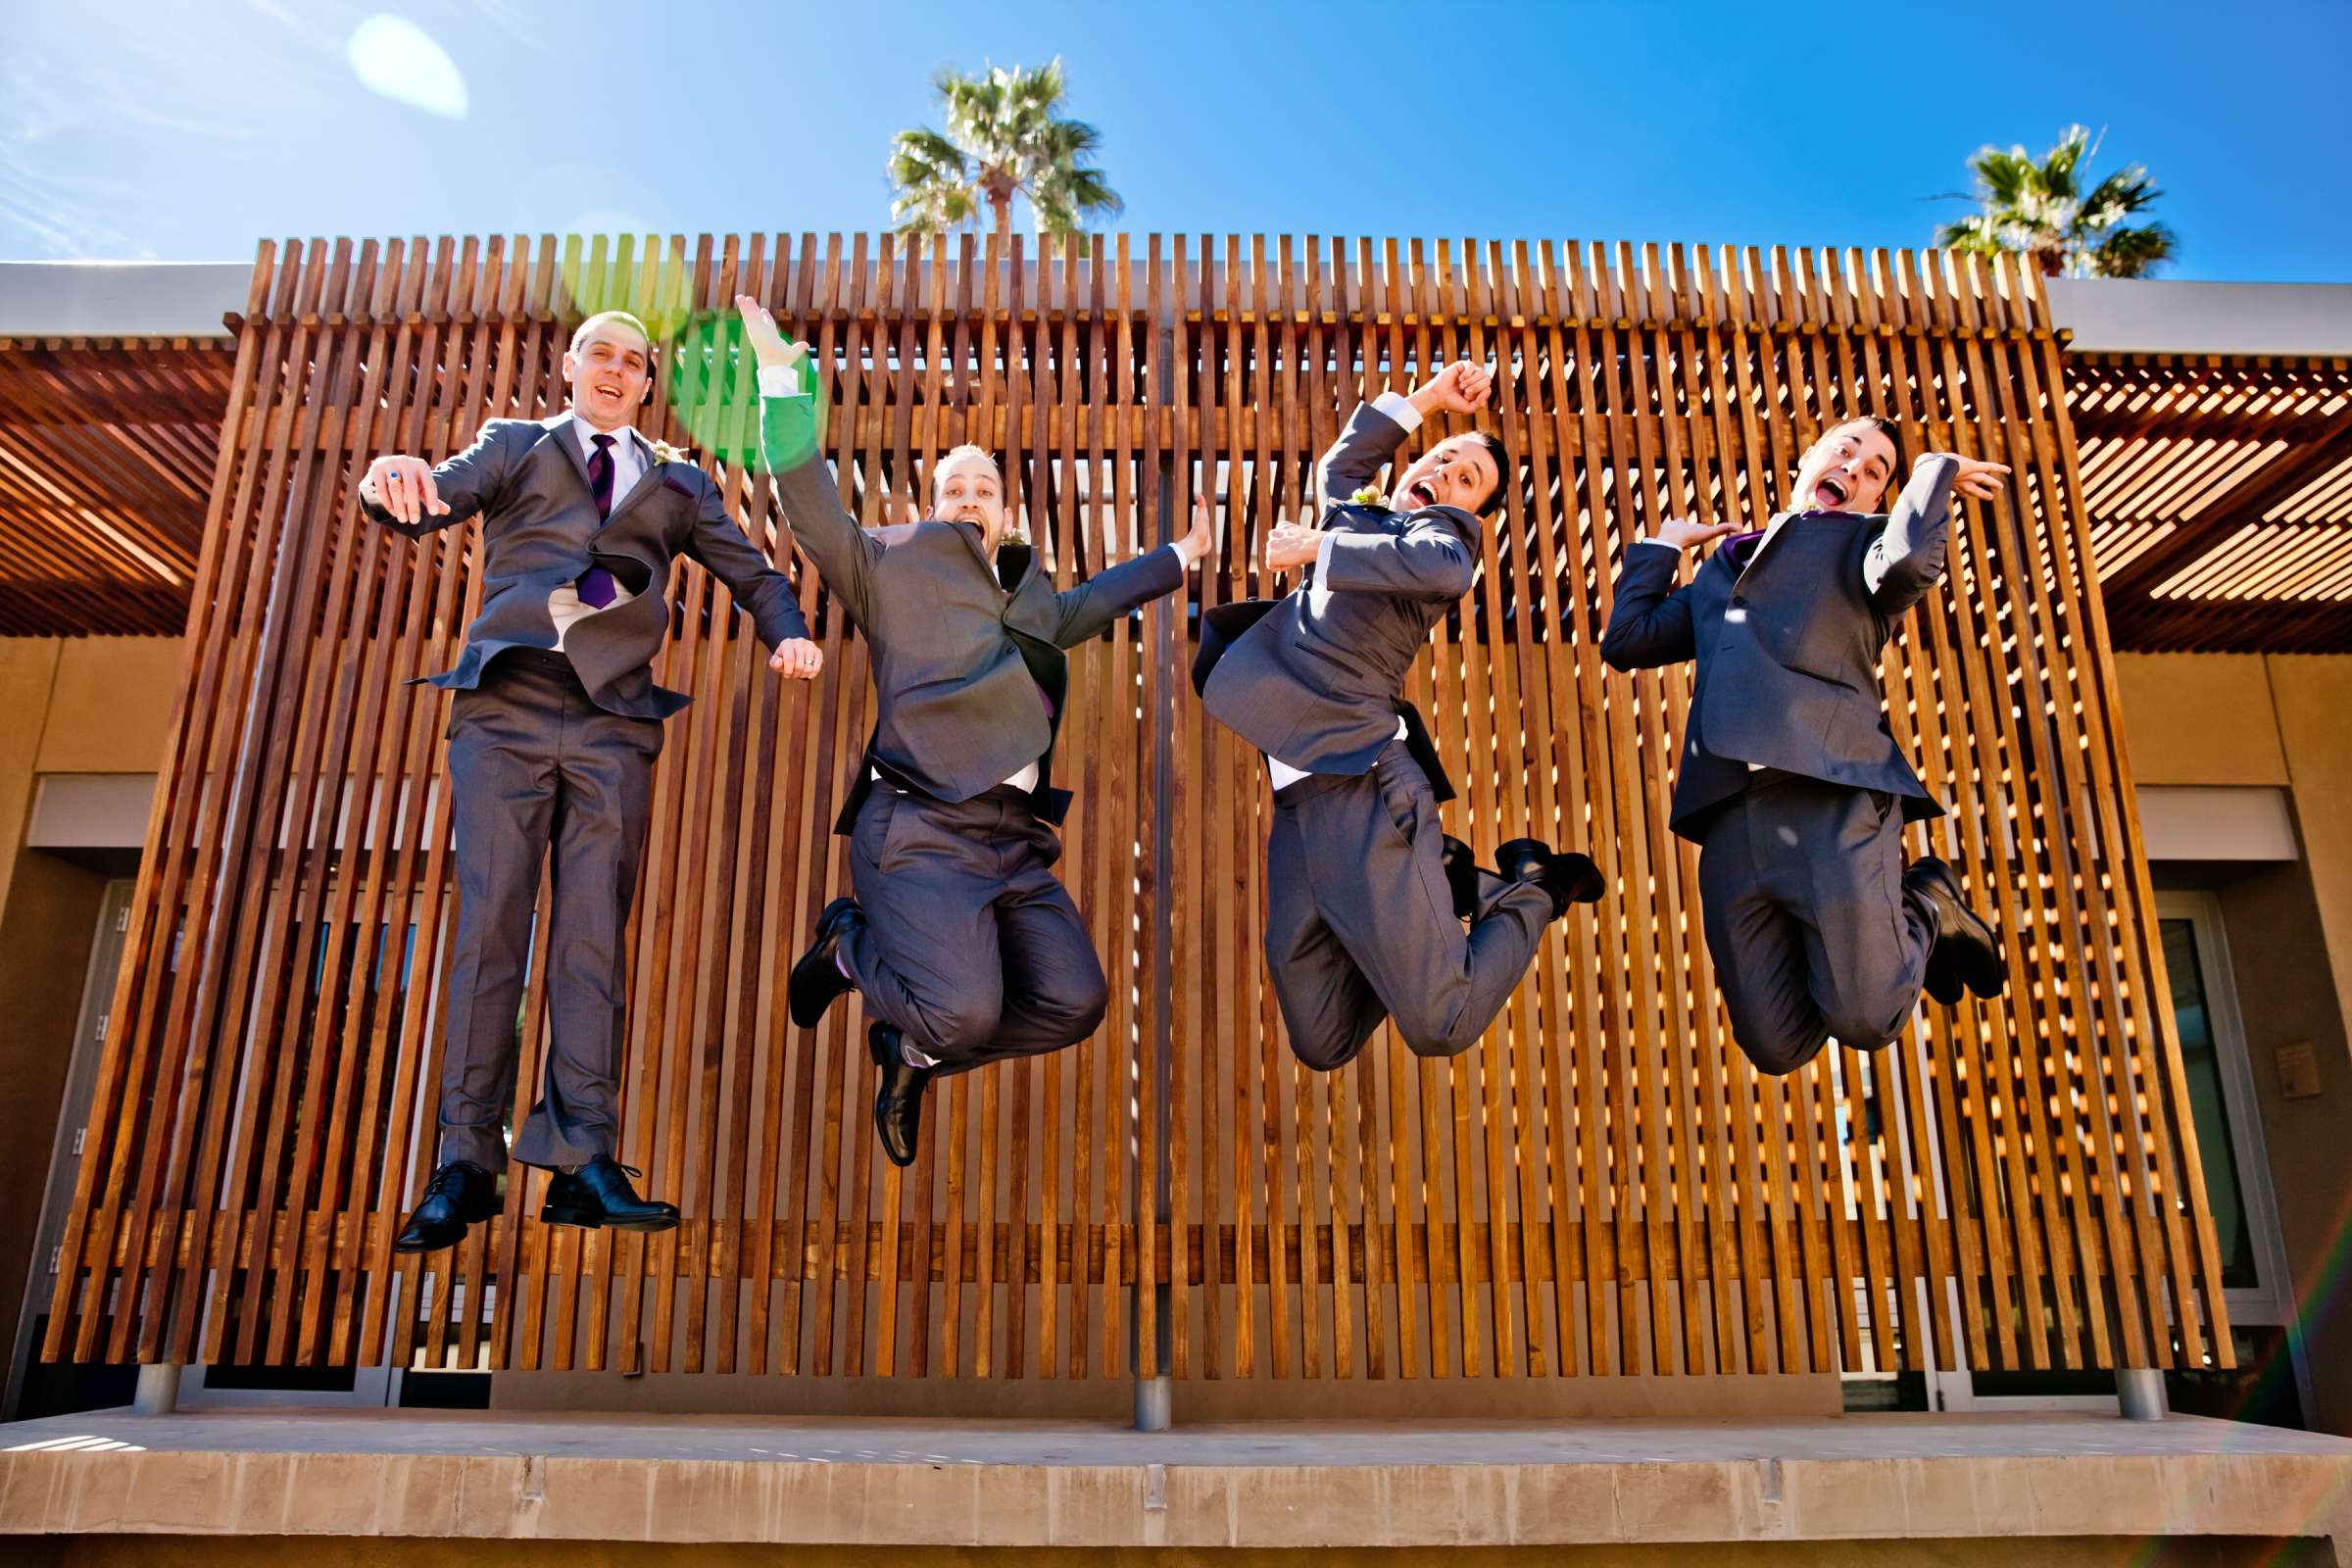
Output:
[1,1411,2347,1560]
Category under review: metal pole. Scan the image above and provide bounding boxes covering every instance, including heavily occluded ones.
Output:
[131,1361,182,1415]
[2116,1368,2167,1421]
[1133,321,1177,1433]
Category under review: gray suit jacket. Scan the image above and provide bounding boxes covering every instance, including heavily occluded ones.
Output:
[765,404,1185,831]
[1199,400,1481,779]
[1598,455,1961,841]
[360,414,808,719]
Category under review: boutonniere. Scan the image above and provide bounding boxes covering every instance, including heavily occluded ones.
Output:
[649,439,691,466]
[1348,484,1385,507]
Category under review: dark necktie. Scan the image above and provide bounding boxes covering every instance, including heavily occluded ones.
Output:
[577,433,619,609]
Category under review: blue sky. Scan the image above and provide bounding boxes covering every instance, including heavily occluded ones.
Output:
[5,0,2345,280]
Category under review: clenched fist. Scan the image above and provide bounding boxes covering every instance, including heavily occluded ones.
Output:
[1264,521,1320,572]
[1408,361,1494,418]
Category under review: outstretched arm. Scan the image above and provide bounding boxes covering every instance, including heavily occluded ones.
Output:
[679,470,821,678]
[1599,518,1729,670]
[1864,453,2004,616]
[1048,491,1213,647]
[1313,360,1493,511]
[357,421,516,538]
[738,295,882,628]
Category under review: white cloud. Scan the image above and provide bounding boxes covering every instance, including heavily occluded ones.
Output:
[346,14,467,121]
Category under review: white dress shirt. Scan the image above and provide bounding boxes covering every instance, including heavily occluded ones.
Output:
[547,418,646,652]
[759,365,1207,797]
[1265,389,1420,791]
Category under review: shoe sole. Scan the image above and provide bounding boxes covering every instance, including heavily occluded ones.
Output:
[391,1205,498,1253]
[1556,855,1605,905]
[539,1204,679,1234]
[391,1235,459,1255]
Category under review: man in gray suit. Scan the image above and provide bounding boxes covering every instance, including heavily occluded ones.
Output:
[736,296,1210,1167]
[1599,416,2009,1074]
[360,309,824,1251]
[1197,363,1602,1072]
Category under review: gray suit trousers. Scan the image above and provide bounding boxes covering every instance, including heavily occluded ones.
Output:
[843,784,1109,1073]
[1696,772,1938,1075]
[438,651,662,1172]
[1266,740,1554,1070]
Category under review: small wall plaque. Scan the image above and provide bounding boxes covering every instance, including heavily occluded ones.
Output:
[2278,1041,2323,1101]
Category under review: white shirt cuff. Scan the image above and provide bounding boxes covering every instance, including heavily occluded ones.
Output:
[758,363,808,400]
[1314,527,1339,580]
[1634,536,1685,552]
[1169,534,1205,570]
[1372,389,1422,433]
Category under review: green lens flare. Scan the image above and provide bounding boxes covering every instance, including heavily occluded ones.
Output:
[662,312,829,474]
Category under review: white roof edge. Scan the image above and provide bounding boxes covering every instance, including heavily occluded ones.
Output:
[4,259,2349,358]
[0,261,248,339]
[2046,277,2352,358]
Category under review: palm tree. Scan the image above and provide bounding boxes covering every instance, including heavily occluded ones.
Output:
[888,60,1122,238]
[1936,125,2176,278]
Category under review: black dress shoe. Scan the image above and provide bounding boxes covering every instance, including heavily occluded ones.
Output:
[789,897,864,1027]
[1904,856,2005,1004]
[392,1161,499,1253]
[1495,837,1606,919]
[868,1022,936,1169]
[540,1155,679,1233]
[1440,835,1484,920]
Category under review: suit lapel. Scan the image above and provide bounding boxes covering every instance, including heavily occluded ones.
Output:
[1734,512,1797,588]
[601,430,666,531]
[540,413,593,493]
[943,517,998,579]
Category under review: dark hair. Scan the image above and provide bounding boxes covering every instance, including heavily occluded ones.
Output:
[1471,430,1511,518]
[1827,415,1903,477]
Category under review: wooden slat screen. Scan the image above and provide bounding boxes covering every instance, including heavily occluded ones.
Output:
[42,233,2230,1382]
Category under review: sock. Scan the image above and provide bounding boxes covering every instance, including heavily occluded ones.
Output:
[901,1039,941,1069]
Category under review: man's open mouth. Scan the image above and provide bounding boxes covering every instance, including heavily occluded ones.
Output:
[1408,479,1439,507]
[595,383,624,400]
[1814,474,1849,508]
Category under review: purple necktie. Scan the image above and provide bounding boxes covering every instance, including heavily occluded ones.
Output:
[577,433,618,608]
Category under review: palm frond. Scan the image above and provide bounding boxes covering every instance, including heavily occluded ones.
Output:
[1938,124,2170,279]
[2086,222,2177,278]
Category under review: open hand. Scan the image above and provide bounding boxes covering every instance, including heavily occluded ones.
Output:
[1264,520,1320,572]
[734,294,808,379]
[768,637,823,680]
[1653,516,1740,552]
[1178,490,1214,567]
[1410,361,1494,417]
[1942,454,2011,503]
[363,455,446,525]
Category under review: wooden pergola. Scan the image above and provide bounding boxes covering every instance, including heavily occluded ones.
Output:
[19,235,2251,1390]
[0,338,230,635]
[2072,351,2352,653]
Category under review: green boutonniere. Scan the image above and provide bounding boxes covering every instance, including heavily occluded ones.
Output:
[649,439,690,466]
[1348,483,1385,506]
